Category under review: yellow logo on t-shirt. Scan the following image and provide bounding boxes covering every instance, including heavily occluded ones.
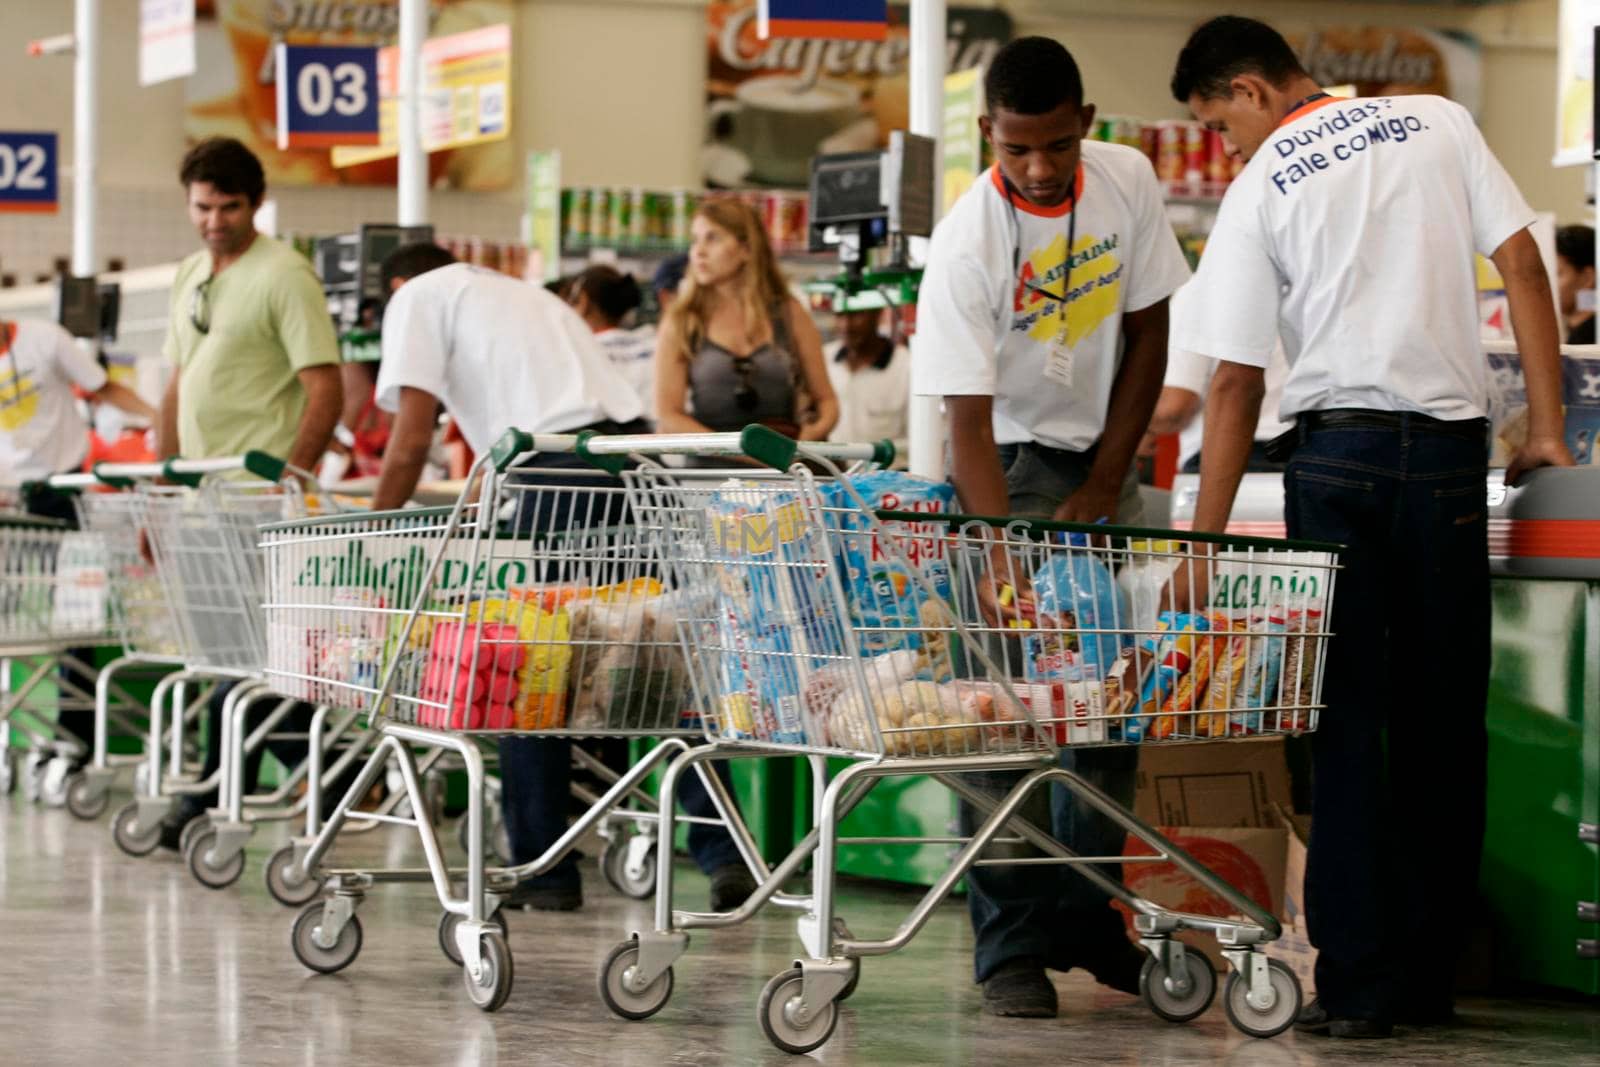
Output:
[1012,232,1123,349]
[0,370,39,431]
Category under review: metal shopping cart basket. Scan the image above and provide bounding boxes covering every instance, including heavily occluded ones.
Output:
[592,427,1340,1053]
[93,454,351,891]
[262,431,788,1012]
[0,509,113,797]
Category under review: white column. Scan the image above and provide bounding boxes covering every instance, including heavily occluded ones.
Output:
[71,0,99,278]
[397,0,428,226]
[906,0,946,479]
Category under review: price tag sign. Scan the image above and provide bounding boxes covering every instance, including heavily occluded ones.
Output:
[274,44,381,150]
[0,132,58,214]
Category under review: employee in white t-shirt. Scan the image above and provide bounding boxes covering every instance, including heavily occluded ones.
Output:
[912,37,1192,1020]
[1168,17,1571,1040]
[2,317,154,500]
[1148,289,1292,472]
[371,244,759,916]
[825,307,909,464]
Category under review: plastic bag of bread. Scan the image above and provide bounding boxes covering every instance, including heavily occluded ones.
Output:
[566,588,691,732]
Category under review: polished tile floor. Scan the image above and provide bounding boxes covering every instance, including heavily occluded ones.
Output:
[1,796,1594,1067]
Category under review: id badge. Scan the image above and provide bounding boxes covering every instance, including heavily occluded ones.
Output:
[1043,338,1075,387]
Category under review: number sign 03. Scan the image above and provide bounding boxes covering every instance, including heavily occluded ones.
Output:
[274,44,381,150]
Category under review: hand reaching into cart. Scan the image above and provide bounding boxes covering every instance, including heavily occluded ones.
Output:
[976,541,1037,629]
[1163,542,1215,617]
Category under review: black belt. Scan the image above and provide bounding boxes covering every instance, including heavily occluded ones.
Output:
[1296,408,1488,439]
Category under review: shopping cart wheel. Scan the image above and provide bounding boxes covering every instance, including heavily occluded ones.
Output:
[111,801,162,857]
[837,958,861,1002]
[757,968,839,1055]
[186,826,247,890]
[1139,950,1217,1023]
[598,939,674,1021]
[600,838,656,900]
[178,816,208,858]
[264,844,322,908]
[462,930,514,1012]
[1222,958,1301,1039]
[64,773,110,820]
[291,902,363,975]
[438,909,509,967]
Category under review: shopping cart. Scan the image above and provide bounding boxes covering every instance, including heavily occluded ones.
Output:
[0,510,113,797]
[91,454,352,892]
[590,428,1339,1053]
[260,431,801,1012]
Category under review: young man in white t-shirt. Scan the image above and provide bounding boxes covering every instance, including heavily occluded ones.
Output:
[371,244,759,915]
[1168,17,1571,1039]
[912,36,1192,1018]
[825,307,909,464]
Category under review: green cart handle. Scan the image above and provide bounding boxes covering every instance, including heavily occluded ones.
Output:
[572,425,894,471]
[91,450,290,488]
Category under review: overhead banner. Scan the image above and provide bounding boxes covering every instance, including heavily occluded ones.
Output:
[1554,0,1600,166]
[140,0,196,87]
[1287,27,1483,119]
[759,0,888,41]
[705,1,1011,189]
[274,45,382,149]
[184,1,512,189]
[331,23,512,169]
[0,132,59,215]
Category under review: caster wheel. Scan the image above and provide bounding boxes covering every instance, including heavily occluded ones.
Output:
[186,826,246,890]
[757,968,839,1056]
[1223,958,1301,1039]
[21,751,47,803]
[132,762,150,796]
[40,758,71,807]
[178,816,207,858]
[264,843,322,908]
[837,958,862,1002]
[65,773,110,821]
[438,909,509,967]
[462,930,514,1012]
[291,902,363,975]
[600,838,656,900]
[598,939,674,1021]
[0,754,13,796]
[111,801,162,857]
[1140,950,1217,1023]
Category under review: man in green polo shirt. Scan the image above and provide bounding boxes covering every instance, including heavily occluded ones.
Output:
[152,136,342,852]
[157,137,341,467]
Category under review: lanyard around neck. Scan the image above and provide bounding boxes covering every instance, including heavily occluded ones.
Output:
[1006,177,1079,307]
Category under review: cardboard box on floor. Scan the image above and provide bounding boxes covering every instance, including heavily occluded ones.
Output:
[1118,739,1318,993]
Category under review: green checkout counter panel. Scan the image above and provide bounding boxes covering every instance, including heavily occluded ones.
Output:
[1171,467,1600,996]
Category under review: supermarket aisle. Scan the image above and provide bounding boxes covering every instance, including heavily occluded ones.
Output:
[1,800,1594,1067]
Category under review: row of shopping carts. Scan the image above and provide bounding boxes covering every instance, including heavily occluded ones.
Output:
[1,427,1340,1054]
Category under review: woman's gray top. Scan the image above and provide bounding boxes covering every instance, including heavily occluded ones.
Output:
[686,337,797,432]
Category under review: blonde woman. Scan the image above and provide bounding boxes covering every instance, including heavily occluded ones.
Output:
[655,198,838,442]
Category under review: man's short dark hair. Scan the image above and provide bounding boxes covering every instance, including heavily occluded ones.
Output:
[1556,225,1596,273]
[984,36,1084,116]
[178,137,267,204]
[1171,16,1309,103]
[380,242,457,295]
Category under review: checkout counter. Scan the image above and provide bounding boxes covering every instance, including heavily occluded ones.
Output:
[1172,466,1600,996]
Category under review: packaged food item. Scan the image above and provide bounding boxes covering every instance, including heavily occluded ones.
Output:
[1183,121,1207,182]
[1199,614,1250,737]
[1129,612,1210,742]
[827,679,979,756]
[1140,123,1160,168]
[464,595,572,730]
[1155,120,1186,182]
[565,587,692,732]
[1279,605,1324,730]
[822,471,958,663]
[1233,609,1288,734]
[1148,612,1228,739]
[1115,539,1184,637]
[419,621,525,730]
[1026,537,1131,683]
[1203,129,1231,183]
[712,605,807,744]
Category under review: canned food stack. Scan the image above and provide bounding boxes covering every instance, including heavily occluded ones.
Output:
[1092,115,1243,201]
[558,187,808,256]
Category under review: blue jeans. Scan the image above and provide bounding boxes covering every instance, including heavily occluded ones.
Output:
[1284,413,1490,1020]
[962,443,1143,983]
[500,441,745,889]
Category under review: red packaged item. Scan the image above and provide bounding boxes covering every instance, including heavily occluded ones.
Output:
[1183,122,1206,183]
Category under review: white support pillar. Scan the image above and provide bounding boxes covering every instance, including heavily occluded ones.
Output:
[906,0,947,479]
[397,0,428,226]
[71,0,99,278]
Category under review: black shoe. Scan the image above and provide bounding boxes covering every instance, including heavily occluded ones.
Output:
[708,864,758,912]
[157,803,204,852]
[1076,941,1146,996]
[504,880,582,912]
[1295,999,1394,1039]
[981,958,1058,1018]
